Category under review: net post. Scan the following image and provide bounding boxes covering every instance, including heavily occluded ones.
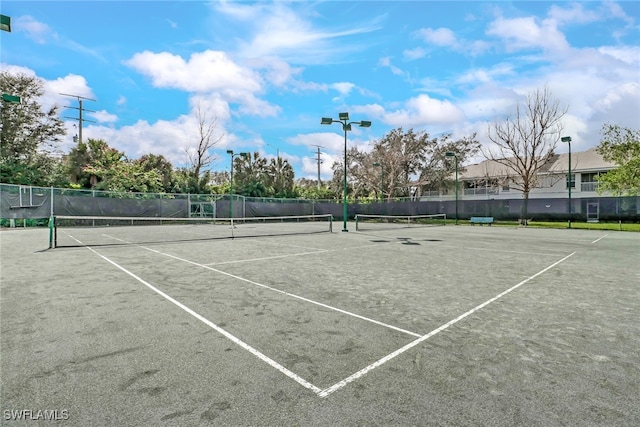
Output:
[330,214,333,233]
[48,216,54,248]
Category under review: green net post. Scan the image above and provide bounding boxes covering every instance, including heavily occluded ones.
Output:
[48,216,54,248]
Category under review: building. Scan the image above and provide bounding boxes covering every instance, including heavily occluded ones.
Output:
[421,148,637,222]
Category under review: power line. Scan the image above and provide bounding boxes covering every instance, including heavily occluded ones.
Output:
[60,93,96,144]
[310,144,324,188]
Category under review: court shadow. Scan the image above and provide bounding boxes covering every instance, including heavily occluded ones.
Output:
[397,237,420,245]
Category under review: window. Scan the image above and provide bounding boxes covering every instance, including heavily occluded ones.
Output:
[581,172,602,192]
[566,173,575,189]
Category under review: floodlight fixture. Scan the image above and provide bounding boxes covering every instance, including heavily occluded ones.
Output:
[2,93,21,104]
[321,117,333,125]
[561,136,572,143]
[338,112,349,121]
[359,120,371,128]
[0,15,11,32]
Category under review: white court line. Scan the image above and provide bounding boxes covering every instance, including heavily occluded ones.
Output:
[65,235,323,395]
[206,243,387,266]
[208,250,328,265]
[420,244,565,257]
[139,245,422,338]
[317,251,577,398]
[66,230,577,398]
[98,234,420,338]
[591,234,608,244]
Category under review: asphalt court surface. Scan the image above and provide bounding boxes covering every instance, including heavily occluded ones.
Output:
[1,224,639,426]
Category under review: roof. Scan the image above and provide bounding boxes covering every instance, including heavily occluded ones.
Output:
[459,148,616,180]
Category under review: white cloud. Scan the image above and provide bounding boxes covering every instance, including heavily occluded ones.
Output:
[403,47,427,61]
[547,3,600,25]
[15,15,55,44]
[331,82,356,96]
[125,50,263,93]
[416,27,458,47]
[45,74,94,100]
[413,26,489,57]
[381,94,466,128]
[90,110,118,124]
[15,15,104,61]
[213,1,381,64]
[247,57,302,88]
[585,82,640,142]
[598,45,640,66]
[456,63,515,85]
[378,56,404,76]
[486,16,569,53]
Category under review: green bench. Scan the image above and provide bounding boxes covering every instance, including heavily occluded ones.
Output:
[470,216,494,226]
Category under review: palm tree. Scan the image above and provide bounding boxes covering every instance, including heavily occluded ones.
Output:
[268,156,295,197]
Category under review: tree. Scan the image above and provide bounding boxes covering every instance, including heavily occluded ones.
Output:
[66,138,163,193]
[415,133,480,197]
[267,157,295,197]
[186,103,223,191]
[596,124,640,196]
[233,152,269,197]
[295,178,336,200]
[66,139,123,188]
[0,71,66,186]
[137,153,175,192]
[329,128,480,201]
[484,87,567,224]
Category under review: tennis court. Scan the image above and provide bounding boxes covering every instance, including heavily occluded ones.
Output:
[1,218,639,426]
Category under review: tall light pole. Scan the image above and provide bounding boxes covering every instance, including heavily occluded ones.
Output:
[561,136,572,229]
[373,162,384,202]
[1,15,21,105]
[226,150,249,219]
[321,113,371,232]
[446,152,459,225]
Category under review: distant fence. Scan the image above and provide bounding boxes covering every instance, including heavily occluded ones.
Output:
[1,183,638,224]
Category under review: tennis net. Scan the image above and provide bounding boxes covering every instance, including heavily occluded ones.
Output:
[354,213,447,231]
[52,214,333,248]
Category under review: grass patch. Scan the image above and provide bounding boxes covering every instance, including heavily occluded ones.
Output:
[526,221,640,232]
[459,219,640,232]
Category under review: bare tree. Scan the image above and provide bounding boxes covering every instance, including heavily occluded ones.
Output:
[187,103,224,180]
[484,87,567,225]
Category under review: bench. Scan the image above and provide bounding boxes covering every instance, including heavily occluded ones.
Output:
[470,216,494,226]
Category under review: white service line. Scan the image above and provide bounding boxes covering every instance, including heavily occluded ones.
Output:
[591,234,608,244]
[317,251,577,398]
[141,245,422,338]
[207,250,328,265]
[73,237,324,395]
[206,243,391,266]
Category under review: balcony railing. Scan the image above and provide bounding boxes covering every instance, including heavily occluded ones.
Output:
[581,182,598,192]
[463,187,499,196]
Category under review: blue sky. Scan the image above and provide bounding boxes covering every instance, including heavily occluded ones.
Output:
[2,1,639,181]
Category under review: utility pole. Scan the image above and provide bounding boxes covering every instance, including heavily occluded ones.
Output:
[61,93,96,144]
[311,145,324,189]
